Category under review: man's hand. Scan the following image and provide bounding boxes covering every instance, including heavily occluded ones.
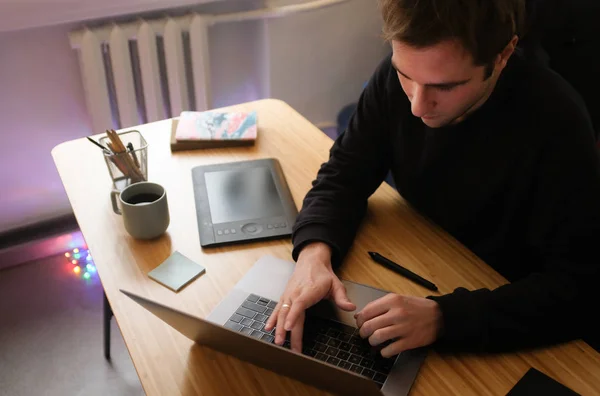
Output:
[355,293,442,357]
[264,242,356,352]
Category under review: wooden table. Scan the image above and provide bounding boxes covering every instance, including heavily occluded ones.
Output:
[52,99,600,395]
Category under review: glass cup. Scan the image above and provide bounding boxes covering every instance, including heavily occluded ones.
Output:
[99,130,148,192]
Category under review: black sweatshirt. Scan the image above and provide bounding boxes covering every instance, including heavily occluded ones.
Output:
[291,52,600,353]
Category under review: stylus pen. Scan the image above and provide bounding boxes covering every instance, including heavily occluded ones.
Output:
[368,252,438,292]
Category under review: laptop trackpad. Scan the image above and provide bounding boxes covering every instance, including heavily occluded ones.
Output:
[309,280,389,328]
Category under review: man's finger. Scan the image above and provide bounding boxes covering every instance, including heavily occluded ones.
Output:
[369,324,406,347]
[265,299,285,331]
[265,304,279,331]
[358,312,397,339]
[290,311,305,353]
[381,337,412,358]
[284,298,307,331]
[355,293,397,327]
[331,281,357,311]
[275,301,291,345]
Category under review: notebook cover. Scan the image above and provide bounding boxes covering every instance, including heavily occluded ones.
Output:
[175,110,257,142]
[170,119,255,151]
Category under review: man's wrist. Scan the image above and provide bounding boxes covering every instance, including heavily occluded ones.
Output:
[432,300,444,340]
[297,242,333,269]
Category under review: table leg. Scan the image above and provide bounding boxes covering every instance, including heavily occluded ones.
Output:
[103,291,113,360]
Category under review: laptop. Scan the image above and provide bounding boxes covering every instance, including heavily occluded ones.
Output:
[121,255,427,396]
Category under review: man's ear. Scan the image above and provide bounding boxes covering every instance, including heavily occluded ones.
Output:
[495,35,519,72]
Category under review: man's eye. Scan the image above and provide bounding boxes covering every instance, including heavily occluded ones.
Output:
[437,85,456,92]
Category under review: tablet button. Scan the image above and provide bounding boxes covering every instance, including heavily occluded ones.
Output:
[242,223,262,234]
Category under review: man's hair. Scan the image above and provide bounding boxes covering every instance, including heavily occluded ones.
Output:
[379,0,525,78]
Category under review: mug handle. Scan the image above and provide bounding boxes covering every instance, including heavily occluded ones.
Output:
[111,190,122,215]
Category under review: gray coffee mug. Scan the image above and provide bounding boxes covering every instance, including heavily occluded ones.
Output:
[110,182,170,239]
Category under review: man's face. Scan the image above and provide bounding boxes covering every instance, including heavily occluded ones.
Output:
[391,39,496,128]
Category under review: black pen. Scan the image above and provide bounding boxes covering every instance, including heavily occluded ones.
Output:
[127,142,140,168]
[86,136,111,154]
[368,252,438,291]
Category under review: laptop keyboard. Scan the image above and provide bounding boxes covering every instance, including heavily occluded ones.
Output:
[224,294,396,389]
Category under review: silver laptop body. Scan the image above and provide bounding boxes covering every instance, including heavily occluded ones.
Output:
[122,255,426,396]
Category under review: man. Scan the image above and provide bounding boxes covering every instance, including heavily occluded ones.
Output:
[265,0,600,355]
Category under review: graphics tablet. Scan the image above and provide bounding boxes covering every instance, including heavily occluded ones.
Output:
[192,158,298,247]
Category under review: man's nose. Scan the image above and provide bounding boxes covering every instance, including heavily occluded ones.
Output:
[411,86,434,118]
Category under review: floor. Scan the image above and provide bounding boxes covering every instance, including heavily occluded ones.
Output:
[0,253,145,396]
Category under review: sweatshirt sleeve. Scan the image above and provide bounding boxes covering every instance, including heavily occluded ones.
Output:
[428,93,600,353]
[291,57,395,267]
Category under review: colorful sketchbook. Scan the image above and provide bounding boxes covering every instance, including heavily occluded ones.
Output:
[171,110,258,151]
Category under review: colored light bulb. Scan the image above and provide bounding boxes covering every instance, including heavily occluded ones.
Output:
[74,253,81,259]
[89,266,96,273]
[74,266,81,274]
[83,272,90,279]
[86,255,92,261]
[65,252,71,258]
[73,248,79,253]
[71,259,78,265]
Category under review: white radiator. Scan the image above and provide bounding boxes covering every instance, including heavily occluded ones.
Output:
[69,0,348,134]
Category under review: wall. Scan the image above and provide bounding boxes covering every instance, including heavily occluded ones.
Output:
[266,0,389,124]
[210,20,269,109]
[0,0,387,234]
[0,25,91,232]
[0,0,218,33]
